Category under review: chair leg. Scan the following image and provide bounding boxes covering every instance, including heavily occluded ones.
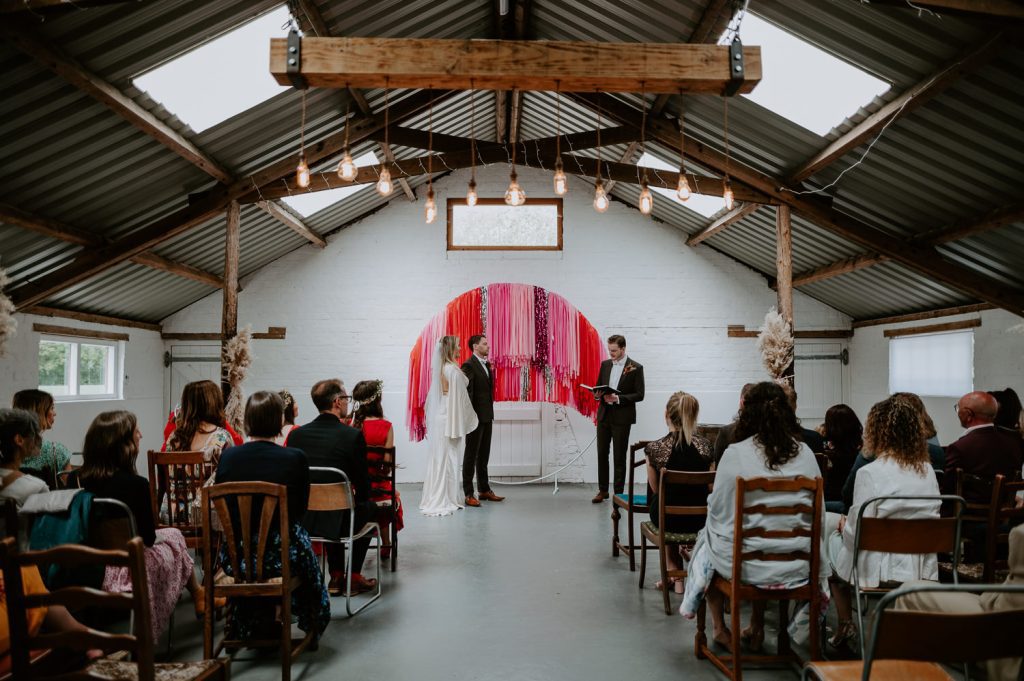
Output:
[659,543,671,616]
[777,600,791,656]
[611,506,621,557]
[855,587,867,660]
[627,509,637,571]
[731,594,742,681]
[281,587,292,681]
[639,533,648,588]
[695,600,707,659]
[390,519,398,573]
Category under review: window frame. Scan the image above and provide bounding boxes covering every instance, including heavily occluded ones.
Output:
[446,197,564,252]
[38,335,125,402]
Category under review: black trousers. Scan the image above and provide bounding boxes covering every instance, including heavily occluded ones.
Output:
[463,420,493,496]
[596,421,631,494]
[325,505,372,577]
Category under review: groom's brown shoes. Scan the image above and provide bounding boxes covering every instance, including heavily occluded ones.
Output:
[479,491,505,502]
[465,496,481,507]
[591,491,609,503]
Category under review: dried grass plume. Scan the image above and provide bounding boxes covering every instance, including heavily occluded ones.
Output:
[0,266,16,357]
[222,324,253,433]
[757,308,794,381]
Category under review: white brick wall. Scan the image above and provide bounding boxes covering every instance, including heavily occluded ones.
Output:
[161,164,851,482]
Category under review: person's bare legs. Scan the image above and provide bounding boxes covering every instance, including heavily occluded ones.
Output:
[44,605,103,660]
[741,602,766,652]
[828,576,856,646]
[706,589,733,650]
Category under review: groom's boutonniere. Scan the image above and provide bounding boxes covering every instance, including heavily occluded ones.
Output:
[622,364,636,375]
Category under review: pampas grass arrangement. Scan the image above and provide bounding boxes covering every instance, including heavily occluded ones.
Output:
[222,324,253,434]
[757,308,794,383]
[0,266,16,357]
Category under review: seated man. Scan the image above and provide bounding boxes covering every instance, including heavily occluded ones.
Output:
[945,391,1024,504]
[286,379,377,595]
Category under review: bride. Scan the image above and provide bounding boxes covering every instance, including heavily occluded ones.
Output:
[420,335,479,517]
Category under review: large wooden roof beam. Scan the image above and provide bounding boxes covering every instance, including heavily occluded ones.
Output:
[687,203,761,246]
[270,37,761,94]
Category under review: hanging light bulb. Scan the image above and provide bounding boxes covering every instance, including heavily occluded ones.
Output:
[296,154,310,188]
[721,99,734,210]
[376,167,393,196]
[723,178,735,210]
[638,178,654,216]
[676,170,691,201]
[337,149,356,181]
[505,169,526,206]
[425,187,437,224]
[553,157,567,196]
[593,177,609,213]
[466,179,478,207]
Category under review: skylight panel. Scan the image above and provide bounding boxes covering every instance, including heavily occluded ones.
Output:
[735,14,889,136]
[280,151,380,217]
[638,152,723,219]
[133,6,291,133]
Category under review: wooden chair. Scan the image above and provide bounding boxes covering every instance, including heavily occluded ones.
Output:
[366,444,399,572]
[803,583,1024,681]
[148,449,210,550]
[202,482,315,681]
[308,466,382,616]
[695,476,824,681]
[611,440,652,571]
[848,494,966,658]
[639,469,715,614]
[0,535,230,681]
[943,473,1024,583]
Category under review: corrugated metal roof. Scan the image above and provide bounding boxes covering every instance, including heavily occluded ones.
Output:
[1,0,1022,324]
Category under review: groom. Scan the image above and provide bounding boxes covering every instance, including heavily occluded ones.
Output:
[592,334,645,503]
[461,334,505,506]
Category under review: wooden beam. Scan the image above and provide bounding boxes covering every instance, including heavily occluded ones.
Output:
[863,0,1024,19]
[270,37,761,94]
[509,89,524,145]
[256,200,327,248]
[161,327,286,341]
[495,90,508,143]
[570,91,1024,316]
[686,203,760,246]
[377,142,417,201]
[32,322,129,342]
[788,33,1005,184]
[10,89,447,310]
[24,305,161,332]
[884,318,982,338]
[294,0,330,36]
[0,18,233,185]
[791,253,887,287]
[604,141,640,192]
[130,252,224,288]
[852,303,995,329]
[727,325,853,339]
[221,202,239,396]
[776,205,794,324]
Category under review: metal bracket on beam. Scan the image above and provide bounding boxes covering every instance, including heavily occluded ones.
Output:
[723,35,744,96]
[286,29,307,90]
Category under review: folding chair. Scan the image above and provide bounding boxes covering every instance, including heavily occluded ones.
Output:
[308,466,381,616]
[611,440,651,570]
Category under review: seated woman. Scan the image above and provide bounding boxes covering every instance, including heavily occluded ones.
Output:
[825,394,941,649]
[11,390,72,486]
[645,392,712,593]
[73,411,203,636]
[215,391,330,643]
[681,382,822,652]
[351,379,403,558]
[821,404,862,513]
[0,408,50,508]
[275,389,300,445]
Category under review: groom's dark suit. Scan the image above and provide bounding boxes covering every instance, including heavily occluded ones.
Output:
[461,354,495,497]
[595,357,645,494]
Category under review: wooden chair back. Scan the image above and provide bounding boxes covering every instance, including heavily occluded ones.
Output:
[627,440,652,500]
[657,470,716,529]
[0,536,154,681]
[202,481,290,586]
[731,476,823,575]
[953,468,996,519]
[366,445,397,499]
[90,498,139,551]
[986,475,1024,581]
[308,467,354,513]
[854,495,965,561]
[147,450,209,539]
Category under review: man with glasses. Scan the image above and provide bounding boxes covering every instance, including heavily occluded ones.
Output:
[287,378,377,595]
[945,391,1024,506]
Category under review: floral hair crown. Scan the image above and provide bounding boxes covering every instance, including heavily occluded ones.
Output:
[355,380,384,408]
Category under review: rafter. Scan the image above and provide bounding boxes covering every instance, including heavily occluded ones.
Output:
[24,305,162,332]
[604,141,640,193]
[569,91,1024,316]
[788,32,1005,184]
[256,201,326,248]
[686,203,760,246]
[791,253,885,288]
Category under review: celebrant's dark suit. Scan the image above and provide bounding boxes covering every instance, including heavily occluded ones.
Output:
[595,357,645,494]
[461,354,495,497]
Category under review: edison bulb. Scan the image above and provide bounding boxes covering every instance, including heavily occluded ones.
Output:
[466,179,478,207]
[553,158,568,196]
[376,167,393,196]
[425,188,437,224]
[593,178,609,213]
[337,149,357,181]
[676,172,691,201]
[296,155,310,188]
[638,182,654,216]
[505,170,526,206]
[723,183,734,210]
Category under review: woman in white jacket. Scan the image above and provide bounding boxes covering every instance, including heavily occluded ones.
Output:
[825,394,940,648]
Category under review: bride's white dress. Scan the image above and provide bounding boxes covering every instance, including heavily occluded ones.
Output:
[420,361,479,517]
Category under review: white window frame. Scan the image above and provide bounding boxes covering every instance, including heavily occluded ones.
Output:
[888,329,974,398]
[39,335,125,402]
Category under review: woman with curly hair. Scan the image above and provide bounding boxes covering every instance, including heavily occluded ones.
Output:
[680,382,821,651]
[824,394,941,650]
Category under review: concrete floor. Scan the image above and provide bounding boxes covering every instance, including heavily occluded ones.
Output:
[166,483,808,680]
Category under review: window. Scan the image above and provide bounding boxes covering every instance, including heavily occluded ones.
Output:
[448,198,562,251]
[133,6,290,132]
[734,14,889,136]
[889,330,973,397]
[638,151,725,219]
[280,151,380,217]
[38,337,122,400]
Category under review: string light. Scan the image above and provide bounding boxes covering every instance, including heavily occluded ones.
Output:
[722,97,733,210]
[376,79,393,197]
[295,89,310,188]
[336,99,356,181]
[505,101,526,206]
[593,93,608,213]
[552,85,567,195]
[638,181,653,215]
[637,83,653,216]
[467,85,478,206]
[425,90,437,223]
[677,109,691,201]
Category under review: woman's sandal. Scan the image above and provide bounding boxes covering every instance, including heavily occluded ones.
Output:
[828,619,857,649]
[740,626,765,653]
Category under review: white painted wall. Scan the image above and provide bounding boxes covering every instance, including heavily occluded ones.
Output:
[161,164,851,482]
[849,308,1024,446]
[0,313,167,462]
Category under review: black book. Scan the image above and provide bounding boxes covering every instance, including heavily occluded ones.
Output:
[579,383,621,396]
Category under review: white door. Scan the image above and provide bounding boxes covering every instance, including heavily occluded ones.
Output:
[488,402,543,477]
[166,344,221,414]
[794,340,848,430]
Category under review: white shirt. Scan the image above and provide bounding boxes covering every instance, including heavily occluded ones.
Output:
[475,353,489,376]
[609,354,628,390]
[963,423,994,436]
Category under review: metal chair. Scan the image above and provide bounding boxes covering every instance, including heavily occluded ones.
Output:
[611,440,652,570]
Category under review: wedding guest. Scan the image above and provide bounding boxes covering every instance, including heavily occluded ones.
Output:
[164,380,234,466]
[990,387,1023,438]
[824,395,941,650]
[712,383,755,465]
[782,384,826,453]
[276,389,300,444]
[351,379,403,558]
[72,411,203,635]
[0,409,49,508]
[944,391,1024,504]
[645,392,712,593]
[681,382,821,652]
[821,405,862,512]
[10,390,72,483]
[215,391,330,643]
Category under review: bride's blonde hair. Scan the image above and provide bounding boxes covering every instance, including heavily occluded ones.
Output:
[440,335,460,364]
